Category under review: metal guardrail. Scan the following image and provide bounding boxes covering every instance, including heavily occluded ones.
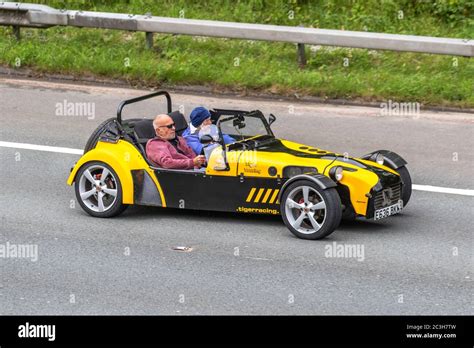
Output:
[0,1,472,60]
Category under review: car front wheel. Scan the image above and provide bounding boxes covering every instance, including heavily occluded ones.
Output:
[396,166,412,207]
[75,161,128,218]
[281,180,342,240]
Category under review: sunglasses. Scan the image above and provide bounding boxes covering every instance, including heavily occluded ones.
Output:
[158,123,175,129]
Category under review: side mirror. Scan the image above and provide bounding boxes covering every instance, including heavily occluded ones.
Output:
[269,113,276,125]
[199,134,214,144]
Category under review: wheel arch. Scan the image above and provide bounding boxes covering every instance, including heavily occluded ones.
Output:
[361,150,407,170]
[67,141,142,204]
[278,174,337,201]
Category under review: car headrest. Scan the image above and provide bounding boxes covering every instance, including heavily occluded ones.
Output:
[133,119,155,140]
[168,111,188,135]
[133,111,187,140]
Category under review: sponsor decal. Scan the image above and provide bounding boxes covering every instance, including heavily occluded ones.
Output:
[237,206,279,215]
[245,188,279,204]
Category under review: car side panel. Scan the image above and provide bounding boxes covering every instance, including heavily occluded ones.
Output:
[154,169,282,215]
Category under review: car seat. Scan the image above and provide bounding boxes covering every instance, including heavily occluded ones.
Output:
[132,111,188,159]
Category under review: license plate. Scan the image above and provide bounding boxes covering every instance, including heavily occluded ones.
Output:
[374,200,403,220]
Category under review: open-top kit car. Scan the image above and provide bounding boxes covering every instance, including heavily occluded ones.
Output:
[67,91,412,240]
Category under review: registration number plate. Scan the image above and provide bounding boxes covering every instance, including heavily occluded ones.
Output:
[374,200,403,220]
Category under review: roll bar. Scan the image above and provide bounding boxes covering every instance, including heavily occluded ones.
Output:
[116,90,172,125]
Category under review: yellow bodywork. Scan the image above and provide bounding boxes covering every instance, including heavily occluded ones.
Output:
[67,140,166,206]
[206,138,400,216]
[68,137,399,216]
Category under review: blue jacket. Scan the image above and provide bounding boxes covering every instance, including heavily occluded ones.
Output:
[182,126,235,155]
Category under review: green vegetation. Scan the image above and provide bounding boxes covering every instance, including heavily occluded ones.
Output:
[0,0,473,107]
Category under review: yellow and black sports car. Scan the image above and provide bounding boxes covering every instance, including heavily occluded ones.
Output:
[67,91,412,240]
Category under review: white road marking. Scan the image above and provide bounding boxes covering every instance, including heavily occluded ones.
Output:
[1,141,473,197]
[244,257,273,261]
[412,184,474,197]
[0,141,84,155]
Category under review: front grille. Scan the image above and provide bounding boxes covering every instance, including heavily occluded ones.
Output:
[373,183,402,210]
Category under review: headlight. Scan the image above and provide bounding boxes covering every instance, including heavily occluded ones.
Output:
[375,153,384,165]
[329,166,344,182]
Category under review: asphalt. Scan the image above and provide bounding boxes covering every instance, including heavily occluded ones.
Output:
[0,77,472,315]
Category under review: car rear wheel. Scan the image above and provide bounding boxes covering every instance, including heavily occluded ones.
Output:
[281,180,342,240]
[75,161,128,218]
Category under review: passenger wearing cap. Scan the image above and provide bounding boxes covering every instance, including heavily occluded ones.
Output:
[182,107,235,155]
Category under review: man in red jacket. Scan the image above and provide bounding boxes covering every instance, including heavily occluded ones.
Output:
[146,114,206,169]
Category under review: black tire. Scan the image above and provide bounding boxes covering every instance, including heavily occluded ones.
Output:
[280,180,342,240]
[75,161,128,218]
[396,166,412,207]
[84,117,116,153]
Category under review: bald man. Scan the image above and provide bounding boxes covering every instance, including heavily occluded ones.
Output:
[146,114,206,169]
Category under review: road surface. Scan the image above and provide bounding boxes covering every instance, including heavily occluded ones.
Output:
[0,77,472,315]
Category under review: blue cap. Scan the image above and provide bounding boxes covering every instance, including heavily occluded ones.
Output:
[190,107,211,127]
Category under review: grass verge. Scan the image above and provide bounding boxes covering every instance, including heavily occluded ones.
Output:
[0,1,472,108]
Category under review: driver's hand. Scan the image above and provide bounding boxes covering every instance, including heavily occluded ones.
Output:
[193,155,206,167]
